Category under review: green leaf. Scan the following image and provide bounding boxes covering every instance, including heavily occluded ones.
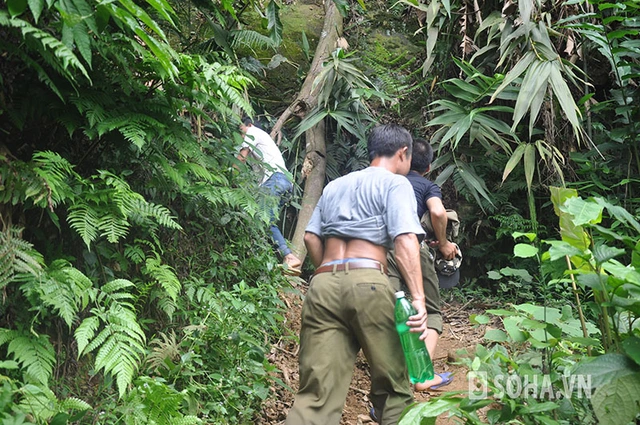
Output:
[548,62,582,140]
[592,372,640,425]
[514,243,538,258]
[470,314,491,325]
[265,0,282,45]
[72,22,92,68]
[573,353,639,389]
[8,0,28,17]
[523,143,535,191]
[622,337,640,366]
[28,0,45,22]
[484,329,508,342]
[561,197,603,226]
[503,317,527,342]
[519,0,533,24]
[398,398,461,424]
[491,52,536,103]
[502,144,525,183]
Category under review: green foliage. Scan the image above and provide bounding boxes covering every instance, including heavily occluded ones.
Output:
[0,226,43,291]
[115,377,201,425]
[75,279,146,398]
[0,331,56,386]
[405,186,640,424]
[0,0,293,423]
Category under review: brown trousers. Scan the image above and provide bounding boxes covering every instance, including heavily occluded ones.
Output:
[285,268,413,425]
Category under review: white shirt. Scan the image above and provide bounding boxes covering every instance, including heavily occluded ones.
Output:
[241,126,288,184]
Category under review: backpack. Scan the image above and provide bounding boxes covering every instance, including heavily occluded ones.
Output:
[420,209,462,289]
[420,209,460,242]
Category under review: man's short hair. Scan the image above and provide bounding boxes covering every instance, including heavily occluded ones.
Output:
[411,138,434,174]
[367,124,413,161]
[241,116,253,126]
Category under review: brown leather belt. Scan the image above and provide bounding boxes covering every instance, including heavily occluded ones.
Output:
[314,260,387,276]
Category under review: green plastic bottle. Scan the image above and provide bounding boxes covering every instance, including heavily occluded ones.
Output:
[394,291,434,383]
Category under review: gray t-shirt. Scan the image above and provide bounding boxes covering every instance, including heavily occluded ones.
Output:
[306,167,425,249]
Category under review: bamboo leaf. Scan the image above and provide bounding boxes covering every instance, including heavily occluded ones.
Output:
[502,144,525,183]
[548,62,582,140]
[512,60,551,132]
[491,52,536,103]
[520,0,533,24]
[523,143,536,192]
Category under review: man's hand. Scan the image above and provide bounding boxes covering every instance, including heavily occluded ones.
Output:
[407,298,429,340]
[439,240,458,260]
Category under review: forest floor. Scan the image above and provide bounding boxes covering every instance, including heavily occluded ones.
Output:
[258,278,493,424]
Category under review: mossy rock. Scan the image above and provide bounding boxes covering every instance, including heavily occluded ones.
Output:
[238,0,325,107]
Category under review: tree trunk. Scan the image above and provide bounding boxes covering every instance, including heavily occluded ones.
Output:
[290,119,326,261]
[271,0,343,262]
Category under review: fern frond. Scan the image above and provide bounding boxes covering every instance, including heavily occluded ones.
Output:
[98,214,130,244]
[230,29,276,50]
[0,329,20,347]
[0,226,43,290]
[101,278,136,294]
[58,396,92,412]
[128,199,182,230]
[18,383,58,420]
[7,334,55,385]
[124,244,146,264]
[156,295,176,320]
[31,151,78,207]
[18,383,91,422]
[76,280,146,397]
[143,258,181,301]
[30,260,95,327]
[75,316,100,356]
[0,12,90,82]
[146,331,180,372]
[67,203,100,248]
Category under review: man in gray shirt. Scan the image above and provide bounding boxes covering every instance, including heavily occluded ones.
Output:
[285,124,428,425]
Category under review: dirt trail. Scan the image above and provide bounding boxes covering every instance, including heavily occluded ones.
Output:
[259,281,488,424]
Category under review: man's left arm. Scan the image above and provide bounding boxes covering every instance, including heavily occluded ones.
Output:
[304,232,324,267]
[426,197,457,260]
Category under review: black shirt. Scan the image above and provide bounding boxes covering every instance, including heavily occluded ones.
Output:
[405,170,442,218]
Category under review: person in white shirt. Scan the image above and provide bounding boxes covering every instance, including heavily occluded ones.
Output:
[237,116,302,274]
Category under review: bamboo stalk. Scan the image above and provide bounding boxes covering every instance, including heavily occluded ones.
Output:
[565,255,591,356]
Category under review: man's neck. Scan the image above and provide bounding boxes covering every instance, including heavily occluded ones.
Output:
[370,157,400,174]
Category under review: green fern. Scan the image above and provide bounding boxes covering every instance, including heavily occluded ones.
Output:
[0,11,90,83]
[123,377,202,425]
[143,258,181,302]
[128,199,181,230]
[0,152,76,211]
[17,383,91,422]
[17,259,95,328]
[0,331,55,386]
[67,202,100,248]
[0,226,43,291]
[75,279,146,397]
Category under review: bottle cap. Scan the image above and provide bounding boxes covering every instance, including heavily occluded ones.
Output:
[394,291,405,299]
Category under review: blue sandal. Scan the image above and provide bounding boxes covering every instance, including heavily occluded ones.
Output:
[369,407,379,423]
[429,372,454,390]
